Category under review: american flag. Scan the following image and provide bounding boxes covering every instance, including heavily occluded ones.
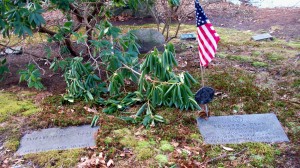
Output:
[195,0,220,66]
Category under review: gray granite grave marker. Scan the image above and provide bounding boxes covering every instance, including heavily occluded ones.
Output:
[197,113,289,144]
[0,46,23,56]
[252,33,273,41]
[180,33,197,40]
[16,125,99,155]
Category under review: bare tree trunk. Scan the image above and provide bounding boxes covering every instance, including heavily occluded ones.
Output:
[38,27,79,56]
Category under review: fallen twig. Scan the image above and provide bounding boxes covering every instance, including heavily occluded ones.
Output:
[206,147,248,164]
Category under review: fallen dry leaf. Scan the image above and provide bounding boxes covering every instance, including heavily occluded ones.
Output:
[84,106,98,113]
[176,148,182,154]
[214,91,223,96]
[107,159,114,167]
[80,156,88,162]
[77,152,106,168]
[89,146,98,150]
[221,145,234,151]
[171,142,179,147]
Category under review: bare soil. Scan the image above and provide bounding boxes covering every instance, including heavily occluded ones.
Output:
[203,3,300,40]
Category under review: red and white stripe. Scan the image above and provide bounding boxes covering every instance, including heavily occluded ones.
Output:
[197,21,220,66]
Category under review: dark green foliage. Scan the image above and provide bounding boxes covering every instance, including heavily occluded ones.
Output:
[91,115,99,127]
[138,44,201,110]
[0,0,45,37]
[58,57,106,102]
[18,63,44,90]
[169,0,180,6]
[1,0,199,128]
[0,58,9,81]
[57,21,200,127]
[100,92,142,114]
[50,0,74,11]
[117,43,201,127]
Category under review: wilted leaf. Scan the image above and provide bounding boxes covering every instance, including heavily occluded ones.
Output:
[84,106,98,113]
[221,145,234,151]
[107,159,114,167]
[171,142,179,147]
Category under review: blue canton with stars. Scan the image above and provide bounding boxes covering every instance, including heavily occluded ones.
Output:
[195,0,209,27]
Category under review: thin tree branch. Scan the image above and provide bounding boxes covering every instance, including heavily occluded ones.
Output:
[69,3,84,22]
[206,148,248,164]
[38,26,56,36]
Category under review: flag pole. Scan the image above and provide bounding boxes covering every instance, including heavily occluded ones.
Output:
[195,0,219,117]
[199,64,209,117]
[200,63,205,87]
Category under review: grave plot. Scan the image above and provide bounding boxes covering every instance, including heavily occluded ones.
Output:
[197,113,289,144]
[17,125,99,155]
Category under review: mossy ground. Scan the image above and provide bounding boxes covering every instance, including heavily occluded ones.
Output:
[0,24,299,167]
[24,149,84,168]
[0,91,40,122]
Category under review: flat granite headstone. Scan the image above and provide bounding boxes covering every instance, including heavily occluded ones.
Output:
[180,33,197,41]
[16,125,99,155]
[252,33,273,41]
[197,113,289,144]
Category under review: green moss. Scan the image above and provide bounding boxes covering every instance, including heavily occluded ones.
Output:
[0,92,40,122]
[292,79,300,88]
[137,141,151,148]
[43,95,63,106]
[0,126,6,133]
[113,128,131,137]
[104,137,113,144]
[251,51,262,57]
[24,149,83,168]
[246,143,275,167]
[287,41,300,49]
[159,140,174,152]
[190,133,200,139]
[155,154,168,164]
[217,27,253,47]
[190,133,202,142]
[206,146,222,158]
[4,139,20,151]
[202,68,271,114]
[287,122,300,140]
[0,32,47,48]
[136,147,154,160]
[135,140,155,160]
[120,136,136,147]
[216,52,228,58]
[228,55,253,62]
[265,52,284,62]
[252,61,268,68]
[205,143,276,167]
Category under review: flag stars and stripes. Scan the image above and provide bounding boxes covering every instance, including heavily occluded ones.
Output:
[195,0,220,66]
